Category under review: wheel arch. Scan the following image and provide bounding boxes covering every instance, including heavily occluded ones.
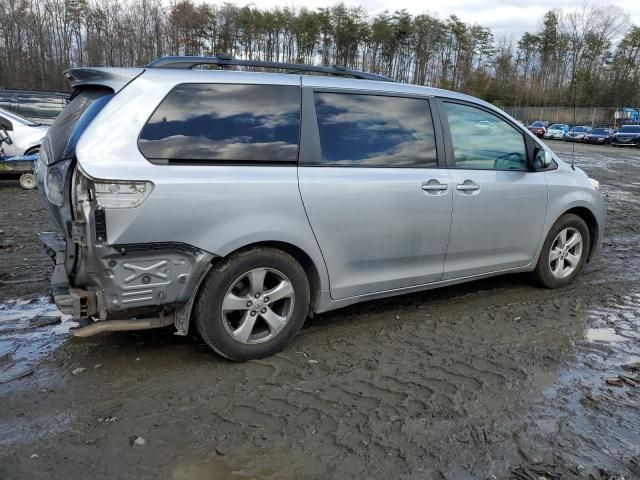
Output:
[24,145,40,155]
[561,206,599,262]
[211,240,324,315]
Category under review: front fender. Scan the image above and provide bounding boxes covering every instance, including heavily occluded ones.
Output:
[533,168,606,265]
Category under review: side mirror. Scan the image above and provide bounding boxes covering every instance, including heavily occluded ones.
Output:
[533,147,551,169]
[0,127,12,145]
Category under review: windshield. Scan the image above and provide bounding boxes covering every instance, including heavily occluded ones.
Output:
[530,121,545,127]
[549,124,566,130]
[619,125,640,133]
[591,129,609,135]
[0,108,37,126]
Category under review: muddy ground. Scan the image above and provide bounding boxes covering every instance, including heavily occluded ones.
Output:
[1,142,639,480]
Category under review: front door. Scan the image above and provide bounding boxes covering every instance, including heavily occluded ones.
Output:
[299,89,453,300]
[440,101,548,279]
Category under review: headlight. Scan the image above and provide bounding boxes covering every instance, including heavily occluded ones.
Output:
[589,178,600,191]
[44,159,72,206]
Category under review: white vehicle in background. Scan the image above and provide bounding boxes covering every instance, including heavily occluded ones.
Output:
[0,107,49,157]
[544,124,569,140]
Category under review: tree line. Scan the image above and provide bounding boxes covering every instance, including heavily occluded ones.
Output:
[1,0,639,108]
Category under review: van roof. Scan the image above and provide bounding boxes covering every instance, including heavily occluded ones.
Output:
[64,58,504,119]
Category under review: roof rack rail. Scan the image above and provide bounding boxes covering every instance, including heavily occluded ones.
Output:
[145,55,395,82]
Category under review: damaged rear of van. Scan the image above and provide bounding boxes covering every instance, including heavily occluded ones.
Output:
[37,68,215,336]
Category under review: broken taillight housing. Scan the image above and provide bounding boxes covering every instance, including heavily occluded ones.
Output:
[44,158,72,206]
[91,179,155,209]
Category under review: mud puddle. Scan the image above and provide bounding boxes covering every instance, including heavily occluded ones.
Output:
[523,293,640,479]
[0,297,74,386]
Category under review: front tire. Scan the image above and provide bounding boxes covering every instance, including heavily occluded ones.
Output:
[194,247,310,361]
[533,214,590,288]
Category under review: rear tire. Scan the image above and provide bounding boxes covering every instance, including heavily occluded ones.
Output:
[194,247,310,361]
[533,214,590,288]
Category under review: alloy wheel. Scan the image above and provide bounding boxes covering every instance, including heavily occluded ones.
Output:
[549,227,583,279]
[221,267,295,344]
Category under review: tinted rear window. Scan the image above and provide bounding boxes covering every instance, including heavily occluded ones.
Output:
[45,87,113,164]
[620,125,640,133]
[138,84,301,163]
[314,93,437,167]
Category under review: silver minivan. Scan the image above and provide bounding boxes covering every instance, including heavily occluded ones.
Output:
[37,56,606,360]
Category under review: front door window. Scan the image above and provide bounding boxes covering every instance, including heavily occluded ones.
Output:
[444,102,527,171]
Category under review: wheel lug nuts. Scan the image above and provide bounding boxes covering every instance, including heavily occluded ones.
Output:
[247,301,252,307]
[250,311,256,316]
[255,293,260,298]
[261,308,267,313]
[263,297,269,303]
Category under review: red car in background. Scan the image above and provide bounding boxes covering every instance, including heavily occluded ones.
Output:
[527,120,549,138]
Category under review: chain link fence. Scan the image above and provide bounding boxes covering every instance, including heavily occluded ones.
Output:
[500,106,640,129]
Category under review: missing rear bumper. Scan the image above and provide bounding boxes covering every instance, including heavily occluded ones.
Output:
[40,231,96,318]
[39,232,212,334]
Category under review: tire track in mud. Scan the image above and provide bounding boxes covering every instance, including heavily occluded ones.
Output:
[60,275,628,479]
[209,277,638,478]
[150,289,604,478]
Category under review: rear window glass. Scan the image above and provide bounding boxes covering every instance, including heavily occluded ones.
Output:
[45,87,113,164]
[619,125,640,133]
[314,93,437,167]
[138,84,301,163]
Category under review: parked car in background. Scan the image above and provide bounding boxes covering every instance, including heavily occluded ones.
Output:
[610,125,640,147]
[474,119,496,133]
[36,56,606,360]
[527,120,548,137]
[0,150,39,189]
[564,126,591,142]
[0,107,48,157]
[0,89,68,125]
[584,128,615,145]
[543,124,569,140]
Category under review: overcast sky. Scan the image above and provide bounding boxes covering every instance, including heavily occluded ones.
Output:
[213,0,640,38]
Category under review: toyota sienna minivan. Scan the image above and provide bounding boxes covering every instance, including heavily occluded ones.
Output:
[37,55,606,360]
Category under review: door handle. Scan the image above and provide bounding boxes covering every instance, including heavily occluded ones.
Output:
[422,181,448,192]
[456,181,480,192]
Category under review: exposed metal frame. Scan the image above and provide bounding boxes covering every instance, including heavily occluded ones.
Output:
[145,54,396,82]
